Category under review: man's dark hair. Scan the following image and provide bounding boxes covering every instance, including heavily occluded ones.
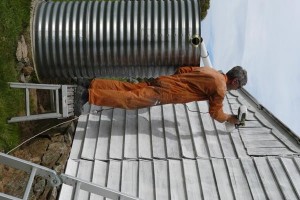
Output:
[226,66,247,87]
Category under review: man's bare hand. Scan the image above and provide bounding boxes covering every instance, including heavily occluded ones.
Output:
[226,115,240,125]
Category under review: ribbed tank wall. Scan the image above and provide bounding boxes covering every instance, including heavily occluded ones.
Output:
[33,0,201,79]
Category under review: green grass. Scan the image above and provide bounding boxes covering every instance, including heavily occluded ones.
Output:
[0,0,31,152]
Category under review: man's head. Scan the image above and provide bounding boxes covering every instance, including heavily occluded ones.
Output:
[226,66,247,90]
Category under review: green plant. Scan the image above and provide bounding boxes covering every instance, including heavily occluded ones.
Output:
[201,0,210,20]
[0,0,31,151]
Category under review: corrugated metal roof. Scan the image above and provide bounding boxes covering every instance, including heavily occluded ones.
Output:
[59,89,300,200]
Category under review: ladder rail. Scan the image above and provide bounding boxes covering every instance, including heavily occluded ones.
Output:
[0,153,140,200]
[7,113,63,123]
[8,82,61,90]
[61,174,140,200]
[0,193,22,200]
[0,153,61,186]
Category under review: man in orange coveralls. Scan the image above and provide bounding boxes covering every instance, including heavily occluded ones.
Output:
[76,66,247,125]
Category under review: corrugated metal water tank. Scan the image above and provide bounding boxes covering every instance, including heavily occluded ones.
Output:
[32,0,201,79]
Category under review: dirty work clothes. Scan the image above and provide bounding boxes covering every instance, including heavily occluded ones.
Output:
[89,66,229,122]
[89,80,161,109]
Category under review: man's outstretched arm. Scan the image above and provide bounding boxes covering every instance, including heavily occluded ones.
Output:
[209,95,240,125]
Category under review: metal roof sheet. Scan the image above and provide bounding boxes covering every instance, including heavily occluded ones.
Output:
[59,89,300,200]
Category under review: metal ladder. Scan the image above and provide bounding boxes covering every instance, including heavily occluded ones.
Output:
[0,153,140,200]
[7,82,76,123]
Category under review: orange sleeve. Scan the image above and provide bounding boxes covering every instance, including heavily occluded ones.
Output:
[208,93,229,123]
[174,66,201,74]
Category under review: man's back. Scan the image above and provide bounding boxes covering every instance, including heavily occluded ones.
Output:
[153,66,227,104]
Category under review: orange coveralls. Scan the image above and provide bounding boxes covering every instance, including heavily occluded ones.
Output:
[89,66,229,122]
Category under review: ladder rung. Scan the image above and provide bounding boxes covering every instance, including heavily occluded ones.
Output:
[25,88,30,116]
[67,88,75,92]
[68,99,74,105]
[68,109,74,115]
[23,167,37,200]
[67,91,75,96]
[55,89,60,114]
[73,182,82,200]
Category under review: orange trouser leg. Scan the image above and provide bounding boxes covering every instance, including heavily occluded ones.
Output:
[89,86,161,109]
[90,79,148,91]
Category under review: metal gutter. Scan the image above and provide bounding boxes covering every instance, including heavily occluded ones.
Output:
[239,88,300,143]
